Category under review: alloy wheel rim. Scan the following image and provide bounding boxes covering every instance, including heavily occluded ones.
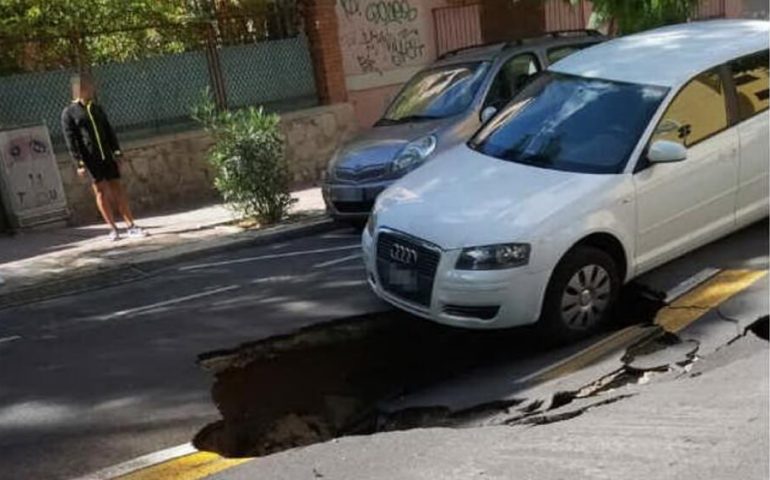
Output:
[560,264,611,330]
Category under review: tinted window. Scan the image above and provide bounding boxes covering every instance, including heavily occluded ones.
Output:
[730,50,769,121]
[651,69,727,148]
[484,54,540,109]
[547,45,582,64]
[379,62,489,124]
[470,73,668,174]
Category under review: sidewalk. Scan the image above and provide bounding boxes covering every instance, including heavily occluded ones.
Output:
[0,188,330,308]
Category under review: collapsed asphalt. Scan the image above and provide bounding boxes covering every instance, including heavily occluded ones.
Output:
[194,308,770,468]
[192,286,664,459]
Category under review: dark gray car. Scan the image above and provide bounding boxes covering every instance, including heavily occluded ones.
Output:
[323,30,606,223]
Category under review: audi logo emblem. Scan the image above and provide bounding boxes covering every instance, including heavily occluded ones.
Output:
[390,243,418,265]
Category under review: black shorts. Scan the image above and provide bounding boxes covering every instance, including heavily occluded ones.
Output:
[85,158,121,183]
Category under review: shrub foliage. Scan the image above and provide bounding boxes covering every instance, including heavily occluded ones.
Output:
[194,92,294,224]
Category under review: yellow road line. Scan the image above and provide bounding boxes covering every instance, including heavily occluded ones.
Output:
[531,269,767,383]
[531,324,653,383]
[116,451,249,480]
[655,269,767,333]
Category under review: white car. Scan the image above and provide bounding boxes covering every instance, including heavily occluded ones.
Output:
[362,20,770,341]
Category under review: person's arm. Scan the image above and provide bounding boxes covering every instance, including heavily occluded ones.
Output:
[97,104,122,158]
[60,107,84,169]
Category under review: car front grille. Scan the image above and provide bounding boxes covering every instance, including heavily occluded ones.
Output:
[376,231,440,307]
[336,164,389,182]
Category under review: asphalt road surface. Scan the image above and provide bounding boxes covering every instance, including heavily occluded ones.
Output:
[0,221,766,480]
[0,227,386,480]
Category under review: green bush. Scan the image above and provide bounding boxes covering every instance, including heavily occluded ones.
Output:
[193,92,295,224]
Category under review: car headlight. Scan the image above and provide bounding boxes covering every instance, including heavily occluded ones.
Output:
[391,135,437,174]
[456,243,531,270]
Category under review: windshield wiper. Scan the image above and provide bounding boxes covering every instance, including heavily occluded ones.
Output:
[375,114,442,126]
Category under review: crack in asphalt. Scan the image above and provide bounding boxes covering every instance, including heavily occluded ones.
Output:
[506,394,638,427]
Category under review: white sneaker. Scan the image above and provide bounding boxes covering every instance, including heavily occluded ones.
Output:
[127,226,148,238]
[109,230,121,242]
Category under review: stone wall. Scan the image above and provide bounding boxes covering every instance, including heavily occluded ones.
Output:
[59,102,357,225]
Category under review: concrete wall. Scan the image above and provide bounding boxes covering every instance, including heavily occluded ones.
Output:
[59,103,357,225]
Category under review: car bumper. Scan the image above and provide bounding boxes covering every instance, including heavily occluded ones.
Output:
[362,229,549,330]
[323,181,392,219]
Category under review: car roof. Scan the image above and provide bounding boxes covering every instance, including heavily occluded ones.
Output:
[432,31,605,67]
[550,20,770,88]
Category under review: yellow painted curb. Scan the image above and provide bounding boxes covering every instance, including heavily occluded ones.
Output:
[655,269,768,333]
[533,324,653,383]
[116,451,249,480]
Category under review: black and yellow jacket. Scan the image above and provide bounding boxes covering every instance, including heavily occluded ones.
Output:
[60,99,122,168]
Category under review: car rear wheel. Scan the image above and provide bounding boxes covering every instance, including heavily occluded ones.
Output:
[540,246,620,343]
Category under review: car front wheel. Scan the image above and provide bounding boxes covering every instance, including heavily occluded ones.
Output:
[540,246,620,343]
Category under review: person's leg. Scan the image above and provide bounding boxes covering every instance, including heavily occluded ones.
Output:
[92,181,118,234]
[108,179,136,227]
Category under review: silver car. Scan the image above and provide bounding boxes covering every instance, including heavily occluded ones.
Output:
[323,30,606,223]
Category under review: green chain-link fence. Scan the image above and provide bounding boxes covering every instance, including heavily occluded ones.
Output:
[0,10,317,147]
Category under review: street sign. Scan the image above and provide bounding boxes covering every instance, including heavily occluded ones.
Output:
[0,125,69,228]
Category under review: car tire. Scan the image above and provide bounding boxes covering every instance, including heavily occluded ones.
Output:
[539,246,621,343]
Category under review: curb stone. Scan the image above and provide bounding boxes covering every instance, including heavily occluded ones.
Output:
[0,216,339,310]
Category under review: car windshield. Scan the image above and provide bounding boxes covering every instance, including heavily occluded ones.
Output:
[469,72,669,173]
[378,62,489,125]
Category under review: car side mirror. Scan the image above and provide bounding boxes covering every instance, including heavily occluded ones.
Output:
[481,106,498,123]
[648,140,687,164]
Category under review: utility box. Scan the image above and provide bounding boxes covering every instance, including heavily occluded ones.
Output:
[0,125,69,229]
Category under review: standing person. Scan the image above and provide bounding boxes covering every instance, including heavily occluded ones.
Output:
[61,73,146,241]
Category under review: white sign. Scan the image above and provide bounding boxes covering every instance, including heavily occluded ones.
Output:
[0,125,68,228]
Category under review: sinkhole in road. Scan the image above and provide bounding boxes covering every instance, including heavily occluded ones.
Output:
[193,283,665,458]
[748,315,769,341]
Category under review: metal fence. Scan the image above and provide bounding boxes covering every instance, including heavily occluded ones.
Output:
[0,10,317,147]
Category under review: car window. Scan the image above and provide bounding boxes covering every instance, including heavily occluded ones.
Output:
[651,69,728,148]
[729,50,769,121]
[484,54,540,110]
[379,62,490,125]
[547,45,582,64]
[470,72,668,174]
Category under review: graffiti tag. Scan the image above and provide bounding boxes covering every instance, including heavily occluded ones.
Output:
[365,0,418,25]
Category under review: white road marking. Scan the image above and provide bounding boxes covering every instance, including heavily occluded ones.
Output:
[321,233,361,239]
[314,253,362,269]
[70,442,196,480]
[179,245,360,271]
[91,285,240,321]
[0,335,21,345]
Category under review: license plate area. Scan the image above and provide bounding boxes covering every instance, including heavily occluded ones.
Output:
[387,263,418,292]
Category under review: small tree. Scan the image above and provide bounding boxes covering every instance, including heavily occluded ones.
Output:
[578,0,699,35]
[193,92,295,224]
